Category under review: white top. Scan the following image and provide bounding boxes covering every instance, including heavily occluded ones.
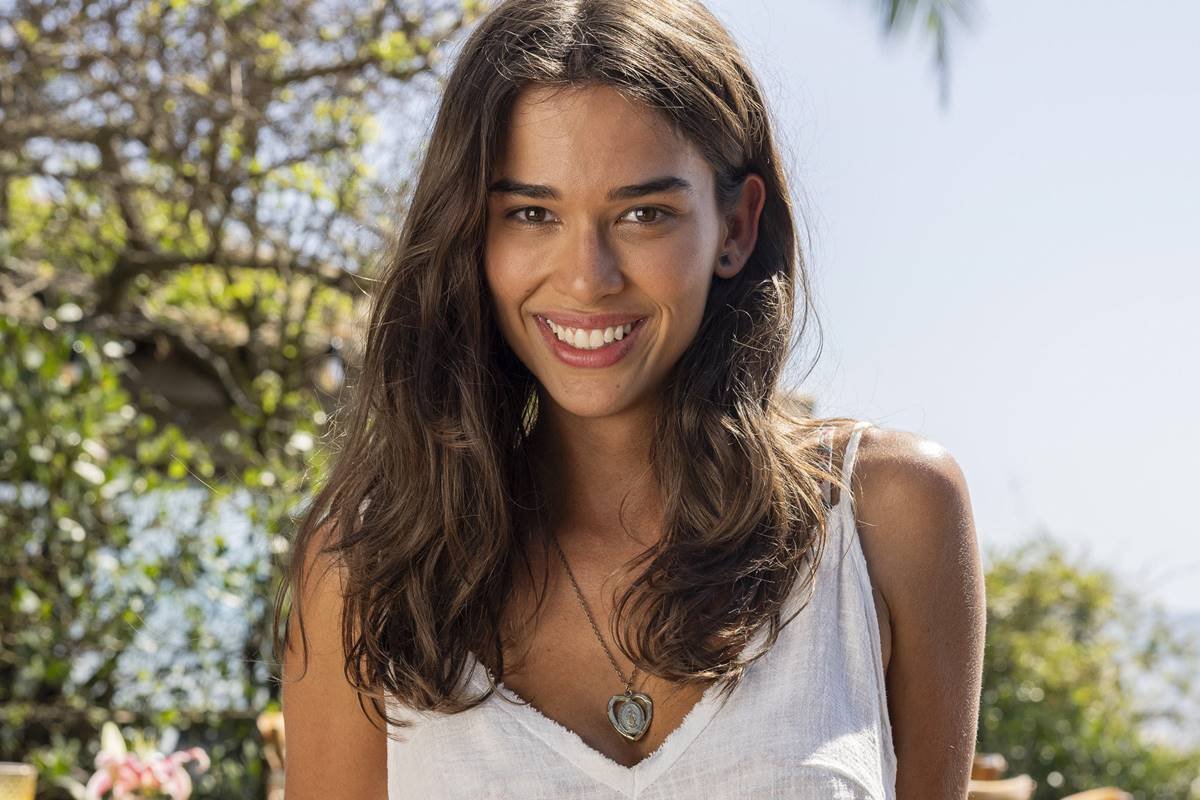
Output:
[386,420,896,799]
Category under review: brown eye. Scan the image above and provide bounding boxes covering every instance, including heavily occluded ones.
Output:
[510,207,553,225]
[622,206,673,225]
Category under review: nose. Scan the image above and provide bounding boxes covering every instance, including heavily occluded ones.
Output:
[551,220,624,304]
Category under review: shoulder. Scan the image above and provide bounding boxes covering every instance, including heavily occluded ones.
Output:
[281,518,389,797]
[851,423,971,523]
[833,420,979,620]
[821,421,967,508]
[839,424,988,792]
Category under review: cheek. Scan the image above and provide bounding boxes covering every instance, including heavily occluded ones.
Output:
[483,241,535,337]
[637,233,715,307]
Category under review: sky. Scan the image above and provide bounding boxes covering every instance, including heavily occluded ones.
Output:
[698,0,1200,613]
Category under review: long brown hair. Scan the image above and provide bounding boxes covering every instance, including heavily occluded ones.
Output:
[273,0,858,735]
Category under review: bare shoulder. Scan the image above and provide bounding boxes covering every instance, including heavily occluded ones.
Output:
[838,422,987,794]
[842,422,977,606]
[823,422,963,505]
[852,423,971,524]
[281,520,389,799]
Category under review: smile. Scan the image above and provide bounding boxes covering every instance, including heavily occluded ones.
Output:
[544,317,638,350]
[534,314,648,368]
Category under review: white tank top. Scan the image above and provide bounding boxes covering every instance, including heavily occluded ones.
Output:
[386,420,896,798]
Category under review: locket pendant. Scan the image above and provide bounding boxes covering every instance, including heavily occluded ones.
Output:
[607,689,654,741]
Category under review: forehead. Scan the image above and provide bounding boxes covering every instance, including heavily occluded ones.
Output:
[493,83,712,194]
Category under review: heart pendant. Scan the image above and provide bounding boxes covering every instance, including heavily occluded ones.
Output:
[607,691,654,741]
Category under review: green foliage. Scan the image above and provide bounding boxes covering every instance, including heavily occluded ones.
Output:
[980,534,1200,798]
[0,318,229,793]
[1,0,487,788]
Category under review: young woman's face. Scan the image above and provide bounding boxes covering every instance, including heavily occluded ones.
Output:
[484,83,758,421]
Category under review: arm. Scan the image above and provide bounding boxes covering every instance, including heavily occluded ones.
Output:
[853,426,987,800]
[282,524,388,799]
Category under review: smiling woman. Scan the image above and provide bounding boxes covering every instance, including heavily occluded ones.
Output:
[484,83,765,403]
[274,1,985,799]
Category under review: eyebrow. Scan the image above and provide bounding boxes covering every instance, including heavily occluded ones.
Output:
[486,175,694,202]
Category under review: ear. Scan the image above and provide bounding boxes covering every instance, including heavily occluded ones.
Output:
[714,172,767,279]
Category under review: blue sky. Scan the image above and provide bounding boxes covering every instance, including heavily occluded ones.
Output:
[700,0,1199,612]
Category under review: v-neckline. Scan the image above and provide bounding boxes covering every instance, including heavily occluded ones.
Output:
[461,427,840,796]
[465,622,775,797]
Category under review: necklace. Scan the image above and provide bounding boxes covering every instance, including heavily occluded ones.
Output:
[548,532,655,742]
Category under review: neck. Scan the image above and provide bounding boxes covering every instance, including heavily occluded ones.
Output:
[526,393,664,552]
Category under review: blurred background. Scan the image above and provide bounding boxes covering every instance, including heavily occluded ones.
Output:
[0,0,1196,798]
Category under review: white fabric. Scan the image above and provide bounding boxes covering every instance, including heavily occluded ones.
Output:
[387,420,896,799]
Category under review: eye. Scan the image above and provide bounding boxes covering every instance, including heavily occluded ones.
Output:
[621,206,673,225]
[503,205,674,227]
[506,206,558,226]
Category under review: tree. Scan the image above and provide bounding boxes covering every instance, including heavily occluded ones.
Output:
[1,0,483,466]
[980,533,1200,799]
[1,1,482,796]
[870,0,976,103]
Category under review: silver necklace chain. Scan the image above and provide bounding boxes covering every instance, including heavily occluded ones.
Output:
[548,532,640,695]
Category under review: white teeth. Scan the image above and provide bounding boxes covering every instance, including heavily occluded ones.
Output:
[544,318,637,350]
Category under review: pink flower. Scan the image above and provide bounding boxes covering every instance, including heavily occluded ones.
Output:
[84,723,209,800]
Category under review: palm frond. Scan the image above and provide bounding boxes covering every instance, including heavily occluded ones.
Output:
[869,0,977,105]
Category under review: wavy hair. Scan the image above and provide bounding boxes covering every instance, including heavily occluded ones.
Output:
[273,0,858,735]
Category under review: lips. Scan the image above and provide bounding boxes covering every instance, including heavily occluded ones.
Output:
[534,311,647,330]
[533,313,648,368]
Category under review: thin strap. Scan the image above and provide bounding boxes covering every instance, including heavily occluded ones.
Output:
[841,420,875,495]
[819,426,835,508]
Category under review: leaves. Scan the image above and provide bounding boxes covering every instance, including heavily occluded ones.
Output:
[980,535,1200,798]
[0,1,480,790]
[867,0,976,105]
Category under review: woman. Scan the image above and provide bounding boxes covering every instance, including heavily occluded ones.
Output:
[276,0,986,798]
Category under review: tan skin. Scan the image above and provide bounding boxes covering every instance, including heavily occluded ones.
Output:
[282,529,389,799]
[481,83,768,766]
[282,84,986,798]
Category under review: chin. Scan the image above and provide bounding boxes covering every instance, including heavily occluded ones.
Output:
[536,374,663,423]
[543,391,628,420]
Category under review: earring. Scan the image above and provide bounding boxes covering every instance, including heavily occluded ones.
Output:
[719,253,732,266]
